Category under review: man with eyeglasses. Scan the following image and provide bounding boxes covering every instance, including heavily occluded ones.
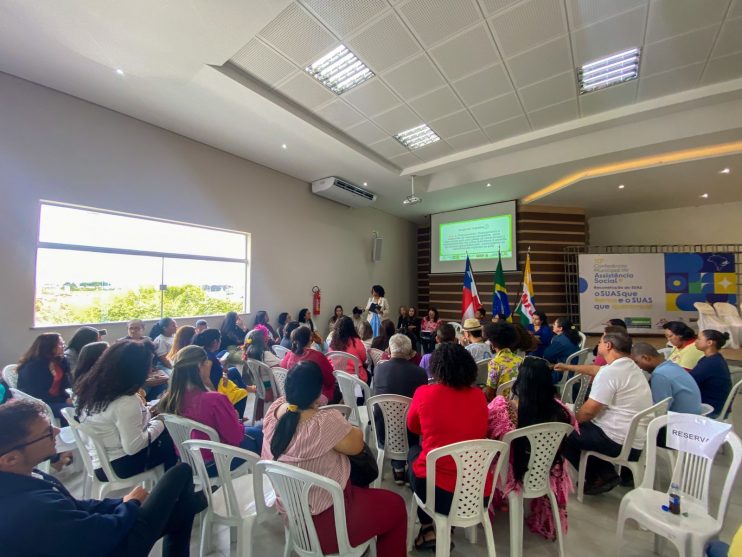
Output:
[0,400,206,557]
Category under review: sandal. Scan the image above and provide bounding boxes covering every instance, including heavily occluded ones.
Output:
[414,525,436,551]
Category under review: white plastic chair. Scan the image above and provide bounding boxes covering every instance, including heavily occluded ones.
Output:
[185,440,276,557]
[616,414,742,557]
[502,422,575,557]
[576,398,670,502]
[367,348,385,369]
[318,404,352,419]
[272,367,288,398]
[475,359,490,387]
[449,322,463,337]
[556,348,591,393]
[326,351,361,377]
[496,377,516,398]
[367,394,412,488]
[257,459,375,557]
[577,331,587,349]
[272,344,290,360]
[699,403,714,417]
[694,302,737,348]
[244,358,280,422]
[2,364,18,389]
[333,370,372,440]
[719,378,742,422]
[709,302,742,349]
[658,347,674,360]
[560,373,591,413]
[60,407,98,498]
[406,439,509,556]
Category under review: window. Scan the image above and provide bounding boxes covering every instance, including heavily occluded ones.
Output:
[34,202,249,327]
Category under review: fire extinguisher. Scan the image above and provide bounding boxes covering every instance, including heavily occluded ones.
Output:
[312,286,321,316]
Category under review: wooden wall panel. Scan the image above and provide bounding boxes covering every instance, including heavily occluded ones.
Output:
[416,205,586,321]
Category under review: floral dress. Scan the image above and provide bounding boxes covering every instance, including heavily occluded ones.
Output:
[487,396,578,540]
[486,348,523,397]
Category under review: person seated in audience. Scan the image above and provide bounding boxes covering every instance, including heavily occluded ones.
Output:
[396,305,408,331]
[279,320,301,349]
[404,306,422,347]
[166,325,195,364]
[151,325,196,400]
[663,321,704,370]
[252,310,278,343]
[329,316,369,383]
[483,322,523,401]
[407,343,489,551]
[17,333,72,420]
[476,306,487,325]
[329,305,344,332]
[76,340,177,480]
[0,399,205,557]
[543,317,581,367]
[461,318,493,361]
[72,341,109,383]
[554,324,629,381]
[276,312,291,339]
[592,319,627,365]
[420,307,442,354]
[563,330,653,495]
[632,343,702,414]
[120,318,148,341]
[243,327,282,419]
[358,321,373,350]
[512,322,538,354]
[371,319,396,353]
[194,319,208,335]
[149,317,177,369]
[192,328,249,417]
[297,307,316,332]
[527,311,553,358]
[692,329,733,418]
[372,334,427,484]
[262,361,407,556]
[351,306,364,334]
[64,326,101,371]
[281,326,337,403]
[158,346,263,475]
[219,311,247,365]
[487,356,576,540]
[419,323,457,376]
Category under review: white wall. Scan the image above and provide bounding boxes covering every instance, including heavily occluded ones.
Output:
[588,201,742,246]
[0,73,416,364]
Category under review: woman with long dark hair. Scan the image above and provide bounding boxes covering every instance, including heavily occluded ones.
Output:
[166,326,196,365]
[543,317,581,365]
[528,311,553,357]
[487,356,576,540]
[276,312,292,340]
[252,311,278,343]
[72,341,109,383]
[280,327,336,403]
[75,340,177,480]
[692,329,733,417]
[297,308,315,332]
[17,333,72,418]
[370,319,396,352]
[328,305,344,332]
[149,317,177,369]
[219,311,247,355]
[664,321,704,370]
[261,361,407,556]
[243,327,282,419]
[192,329,249,417]
[329,316,368,383]
[63,326,100,371]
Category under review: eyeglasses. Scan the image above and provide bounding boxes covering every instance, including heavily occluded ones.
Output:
[0,425,55,456]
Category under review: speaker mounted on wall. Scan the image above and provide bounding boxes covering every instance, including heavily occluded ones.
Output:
[372,231,383,262]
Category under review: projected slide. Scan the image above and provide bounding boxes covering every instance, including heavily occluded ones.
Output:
[439,215,513,262]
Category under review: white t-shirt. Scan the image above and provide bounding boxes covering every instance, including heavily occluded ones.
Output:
[153,334,173,357]
[590,356,653,449]
[466,341,492,362]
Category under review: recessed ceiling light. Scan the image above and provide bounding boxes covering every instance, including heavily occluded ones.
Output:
[719,168,731,174]
[700,193,709,198]
[394,124,440,150]
[486,183,492,188]
[305,44,374,95]
[618,184,625,189]
[578,48,640,94]
[115,69,125,76]
[281,144,287,149]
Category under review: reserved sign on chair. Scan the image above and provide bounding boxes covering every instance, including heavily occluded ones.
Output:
[665,412,731,459]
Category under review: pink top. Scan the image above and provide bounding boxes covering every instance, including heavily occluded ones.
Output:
[281,349,336,402]
[330,337,368,382]
[421,318,442,333]
[262,397,353,515]
[180,389,244,462]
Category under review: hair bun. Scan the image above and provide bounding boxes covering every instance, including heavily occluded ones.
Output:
[723,332,730,340]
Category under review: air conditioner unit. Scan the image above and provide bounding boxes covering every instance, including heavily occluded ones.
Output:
[311,177,377,208]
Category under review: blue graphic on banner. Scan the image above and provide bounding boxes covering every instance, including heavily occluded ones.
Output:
[665,253,736,311]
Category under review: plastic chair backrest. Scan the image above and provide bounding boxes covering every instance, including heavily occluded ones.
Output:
[77,420,128,483]
[161,413,219,470]
[326,351,360,376]
[642,414,742,520]
[720,378,742,422]
[184,440,267,520]
[368,394,412,460]
[244,358,278,401]
[658,347,674,360]
[616,398,670,461]
[556,348,591,388]
[367,348,384,368]
[714,302,742,319]
[560,373,591,411]
[318,404,352,419]
[272,345,290,360]
[425,439,509,523]
[496,378,516,398]
[10,388,56,423]
[694,302,716,315]
[2,364,18,389]
[333,370,371,426]
[60,406,96,478]
[257,460,357,557]
[450,322,463,336]
[475,359,489,386]
[272,367,288,398]
[501,422,574,498]
[700,403,715,417]
[577,331,587,349]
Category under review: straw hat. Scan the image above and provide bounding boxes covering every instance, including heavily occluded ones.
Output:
[462,318,483,331]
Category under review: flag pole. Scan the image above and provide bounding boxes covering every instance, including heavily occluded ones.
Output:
[512,245,531,315]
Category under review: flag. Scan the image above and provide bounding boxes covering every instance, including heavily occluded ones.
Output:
[492,251,511,321]
[514,252,537,325]
[461,255,483,320]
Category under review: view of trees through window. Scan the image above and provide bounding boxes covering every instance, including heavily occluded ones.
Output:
[34,204,248,327]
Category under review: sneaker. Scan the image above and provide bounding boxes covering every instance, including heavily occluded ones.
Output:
[393,468,406,485]
[584,475,621,495]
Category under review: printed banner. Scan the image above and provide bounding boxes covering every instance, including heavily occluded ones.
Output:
[665,412,731,459]
[578,252,736,333]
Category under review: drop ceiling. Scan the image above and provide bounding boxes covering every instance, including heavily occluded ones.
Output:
[1,0,742,220]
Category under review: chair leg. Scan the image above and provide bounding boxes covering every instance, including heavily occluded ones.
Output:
[407,497,418,552]
[199,513,212,557]
[547,491,565,557]
[434,516,451,557]
[653,533,664,555]
[236,518,254,557]
[466,524,478,544]
[374,449,384,488]
[482,514,497,557]
[508,491,524,557]
[282,529,291,557]
[577,451,589,503]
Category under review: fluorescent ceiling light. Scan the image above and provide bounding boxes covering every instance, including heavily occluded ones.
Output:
[578,48,640,94]
[394,124,440,150]
[305,44,374,94]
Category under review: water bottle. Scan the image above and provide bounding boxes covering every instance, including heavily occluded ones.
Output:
[668,482,681,515]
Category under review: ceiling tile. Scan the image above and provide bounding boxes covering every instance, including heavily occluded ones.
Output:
[389,152,423,168]
[527,99,579,129]
[344,119,389,144]
[483,115,531,142]
[414,140,455,161]
[382,54,445,99]
[579,80,638,116]
[398,0,482,47]
[701,51,742,85]
[342,78,400,116]
[571,6,646,66]
[301,0,389,37]
[408,86,464,121]
[259,3,338,67]
[371,104,423,134]
[712,17,742,59]
[506,35,573,88]
[646,0,729,44]
[567,0,647,31]
[429,23,501,82]
[370,136,409,158]
[490,0,567,58]
[429,109,480,138]
[315,99,366,129]
[643,26,718,76]
[230,39,297,87]
[445,129,490,150]
[347,12,421,72]
[277,71,336,109]
[637,63,704,101]
[451,64,513,106]
[518,71,576,112]
[479,0,523,17]
[469,92,524,126]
